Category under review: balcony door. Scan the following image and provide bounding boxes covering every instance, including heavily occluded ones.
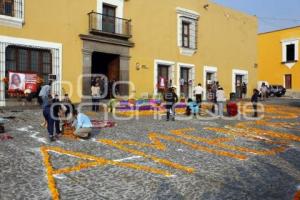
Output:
[102,4,116,33]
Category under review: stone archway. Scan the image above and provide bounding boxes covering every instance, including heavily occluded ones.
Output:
[80,34,133,99]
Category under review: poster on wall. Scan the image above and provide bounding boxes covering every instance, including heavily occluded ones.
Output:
[8,72,38,93]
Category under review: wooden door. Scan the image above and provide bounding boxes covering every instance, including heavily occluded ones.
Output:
[108,56,119,81]
[236,75,243,98]
[285,74,292,89]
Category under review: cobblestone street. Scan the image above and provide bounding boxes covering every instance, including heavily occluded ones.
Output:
[0,98,300,200]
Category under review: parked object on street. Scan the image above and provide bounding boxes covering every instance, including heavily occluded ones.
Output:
[227,102,238,117]
[269,85,286,97]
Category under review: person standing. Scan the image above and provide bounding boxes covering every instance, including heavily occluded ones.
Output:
[52,94,62,137]
[260,83,267,101]
[43,95,56,142]
[193,83,204,109]
[164,87,178,121]
[251,89,259,117]
[211,81,218,113]
[91,82,101,112]
[39,81,52,127]
[72,110,93,139]
[216,87,226,117]
[39,81,52,109]
[242,82,247,99]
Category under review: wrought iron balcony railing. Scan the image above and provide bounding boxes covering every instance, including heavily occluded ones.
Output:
[88,11,132,38]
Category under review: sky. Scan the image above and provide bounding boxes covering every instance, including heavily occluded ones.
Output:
[212,0,300,33]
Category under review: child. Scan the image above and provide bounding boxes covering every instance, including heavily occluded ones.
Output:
[187,98,199,117]
[164,87,178,121]
[251,89,259,117]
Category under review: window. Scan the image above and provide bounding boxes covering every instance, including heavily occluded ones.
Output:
[286,44,295,62]
[0,0,24,28]
[5,46,52,81]
[182,21,190,48]
[0,0,14,17]
[176,7,199,56]
[282,39,299,66]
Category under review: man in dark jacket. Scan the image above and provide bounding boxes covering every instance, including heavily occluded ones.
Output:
[52,94,62,137]
[251,89,259,117]
[43,95,55,141]
[164,87,178,121]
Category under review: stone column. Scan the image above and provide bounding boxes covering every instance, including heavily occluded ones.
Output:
[119,55,130,96]
[82,49,92,97]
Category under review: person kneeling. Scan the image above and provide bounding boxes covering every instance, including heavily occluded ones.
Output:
[187,98,199,117]
[72,110,93,139]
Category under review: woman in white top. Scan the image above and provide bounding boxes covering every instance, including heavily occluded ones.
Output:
[216,87,226,116]
[91,82,101,112]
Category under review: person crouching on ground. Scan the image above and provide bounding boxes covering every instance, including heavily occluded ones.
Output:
[72,110,93,139]
[216,87,226,117]
[251,89,259,117]
[187,98,199,117]
[164,87,178,121]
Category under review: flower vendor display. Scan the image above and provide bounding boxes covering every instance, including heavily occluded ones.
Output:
[115,97,187,117]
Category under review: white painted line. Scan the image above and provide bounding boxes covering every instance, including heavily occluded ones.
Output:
[166,174,177,178]
[91,138,97,142]
[53,174,67,179]
[251,135,273,142]
[56,140,64,145]
[113,156,142,162]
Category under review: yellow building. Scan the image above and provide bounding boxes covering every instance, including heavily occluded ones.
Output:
[0,0,257,106]
[125,0,257,100]
[258,26,300,96]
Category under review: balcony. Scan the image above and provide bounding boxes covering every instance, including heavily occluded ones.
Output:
[88,11,132,39]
